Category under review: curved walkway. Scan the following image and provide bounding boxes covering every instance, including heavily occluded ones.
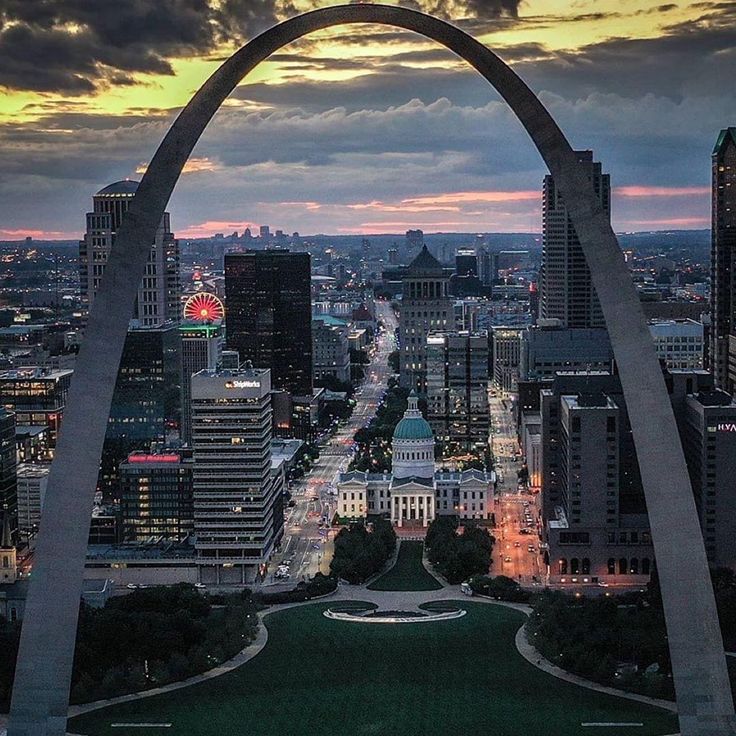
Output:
[54,581,680,730]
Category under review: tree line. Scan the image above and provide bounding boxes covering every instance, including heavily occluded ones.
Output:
[0,584,259,710]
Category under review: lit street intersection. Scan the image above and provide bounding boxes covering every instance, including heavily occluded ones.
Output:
[267,302,548,588]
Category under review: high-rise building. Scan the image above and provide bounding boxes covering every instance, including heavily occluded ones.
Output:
[649,319,704,371]
[180,322,223,444]
[399,245,454,392]
[520,323,613,381]
[405,229,424,251]
[711,128,736,392]
[191,368,283,585]
[0,409,17,542]
[681,389,736,568]
[539,151,609,328]
[224,250,312,397]
[491,327,522,392]
[220,350,240,370]
[536,368,736,583]
[426,332,489,450]
[540,374,652,585]
[0,369,71,456]
[312,317,350,384]
[100,325,182,500]
[259,225,271,241]
[455,249,478,277]
[0,509,17,585]
[119,450,194,542]
[78,180,180,327]
[16,463,49,543]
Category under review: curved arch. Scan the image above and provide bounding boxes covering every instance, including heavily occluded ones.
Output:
[8,5,733,735]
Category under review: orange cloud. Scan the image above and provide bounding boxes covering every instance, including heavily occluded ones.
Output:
[136,156,220,175]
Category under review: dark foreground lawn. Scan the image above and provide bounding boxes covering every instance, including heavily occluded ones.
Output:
[69,601,677,736]
[368,540,443,591]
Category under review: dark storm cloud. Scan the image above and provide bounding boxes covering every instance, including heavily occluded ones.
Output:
[0,0,524,94]
[0,0,292,93]
[230,1,735,111]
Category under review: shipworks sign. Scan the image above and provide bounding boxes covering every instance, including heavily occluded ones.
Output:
[225,380,260,389]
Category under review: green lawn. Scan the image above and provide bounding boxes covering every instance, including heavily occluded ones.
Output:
[367,540,443,591]
[69,601,678,736]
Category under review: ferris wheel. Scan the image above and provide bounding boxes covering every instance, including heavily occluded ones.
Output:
[183,292,224,323]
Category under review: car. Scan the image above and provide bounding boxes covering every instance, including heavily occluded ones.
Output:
[312,543,321,550]
[504,556,512,563]
[528,545,535,553]
[514,541,520,548]
[126,583,139,590]
[194,582,206,589]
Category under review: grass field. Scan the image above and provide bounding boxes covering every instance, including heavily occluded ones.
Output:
[69,601,678,736]
[367,540,443,591]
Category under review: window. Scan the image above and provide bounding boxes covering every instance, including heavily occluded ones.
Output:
[558,559,568,575]
[582,558,590,574]
[618,558,627,575]
[607,558,616,575]
[570,558,579,574]
[630,558,639,575]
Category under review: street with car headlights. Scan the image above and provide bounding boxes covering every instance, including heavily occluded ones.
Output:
[264,301,397,586]
[490,393,545,586]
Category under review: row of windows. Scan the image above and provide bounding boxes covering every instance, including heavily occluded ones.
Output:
[557,557,652,575]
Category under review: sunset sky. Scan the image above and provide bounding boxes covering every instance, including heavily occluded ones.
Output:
[0,0,733,239]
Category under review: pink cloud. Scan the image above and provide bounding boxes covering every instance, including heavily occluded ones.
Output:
[402,190,539,205]
[614,185,710,198]
[0,228,75,240]
[178,220,259,238]
[620,217,709,227]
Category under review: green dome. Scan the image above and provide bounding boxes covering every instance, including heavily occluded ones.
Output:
[393,415,433,441]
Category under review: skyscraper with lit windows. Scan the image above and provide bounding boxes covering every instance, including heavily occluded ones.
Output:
[79,180,180,326]
[539,151,609,328]
[711,128,736,393]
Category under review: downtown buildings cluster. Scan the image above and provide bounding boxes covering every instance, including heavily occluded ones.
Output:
[0,127,735,613]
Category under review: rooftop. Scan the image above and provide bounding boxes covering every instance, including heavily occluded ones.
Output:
[95,180,139,196]
[407,245,443,275]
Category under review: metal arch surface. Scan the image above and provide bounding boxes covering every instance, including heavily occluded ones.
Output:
[8,5,734,735]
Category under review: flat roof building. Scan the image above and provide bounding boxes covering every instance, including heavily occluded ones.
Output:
[191,368,283,585]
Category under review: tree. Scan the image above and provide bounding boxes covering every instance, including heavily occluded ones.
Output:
[387,350,400,373]
[425,519,494,584]
[330,520,396,584]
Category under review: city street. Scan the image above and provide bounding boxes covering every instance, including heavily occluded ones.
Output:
[490,394,545,586]
[264,301,397,585]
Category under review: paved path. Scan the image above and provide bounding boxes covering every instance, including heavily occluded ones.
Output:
[0,577,682,735]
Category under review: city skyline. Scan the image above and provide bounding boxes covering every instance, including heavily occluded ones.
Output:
[0,1,733,238]
[1,5,734,736]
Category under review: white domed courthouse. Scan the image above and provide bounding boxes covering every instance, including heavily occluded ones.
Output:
[337,393,495,527]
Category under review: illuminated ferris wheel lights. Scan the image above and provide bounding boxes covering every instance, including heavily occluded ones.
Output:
[183,292,224,322]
